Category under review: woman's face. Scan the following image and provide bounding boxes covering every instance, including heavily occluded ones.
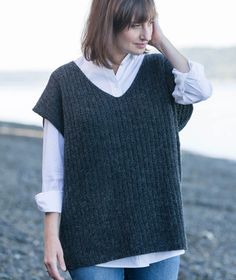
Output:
[113,18,154,61]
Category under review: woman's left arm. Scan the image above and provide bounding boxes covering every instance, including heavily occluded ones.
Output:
[149,18,213,104]
[149,17,191,73]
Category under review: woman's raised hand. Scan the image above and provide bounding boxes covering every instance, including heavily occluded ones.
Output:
[149,16,166,51]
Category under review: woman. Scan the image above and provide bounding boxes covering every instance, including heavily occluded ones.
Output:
[32,0,212,279]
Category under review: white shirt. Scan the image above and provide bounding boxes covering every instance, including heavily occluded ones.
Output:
[35,52,213,267]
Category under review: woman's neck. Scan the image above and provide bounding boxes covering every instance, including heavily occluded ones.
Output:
[111,53,129,75]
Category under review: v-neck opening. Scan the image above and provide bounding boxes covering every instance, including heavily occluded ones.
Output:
[69,55,147,100]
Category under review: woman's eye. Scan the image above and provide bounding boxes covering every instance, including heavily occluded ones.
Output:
[130,21,153,28]
[131,24,141,28]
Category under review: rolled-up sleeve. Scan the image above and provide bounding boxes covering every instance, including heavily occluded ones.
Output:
[34,119,64,213]
[172,60,213,105]
[35,190,63,213]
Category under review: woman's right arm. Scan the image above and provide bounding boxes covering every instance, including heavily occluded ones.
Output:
[44,212,66,280]
[35,118,64,213]
[35,118,66,280]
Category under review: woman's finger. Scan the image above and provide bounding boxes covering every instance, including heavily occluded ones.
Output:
[45,260,64,280]
[57,251,67,272]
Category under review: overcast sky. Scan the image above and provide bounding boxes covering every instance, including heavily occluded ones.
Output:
[1,0,235,70]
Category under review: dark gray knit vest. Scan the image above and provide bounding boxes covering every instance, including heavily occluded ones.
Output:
[32,53,193,270]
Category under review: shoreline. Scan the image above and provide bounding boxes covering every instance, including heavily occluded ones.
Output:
[1,120,235,164]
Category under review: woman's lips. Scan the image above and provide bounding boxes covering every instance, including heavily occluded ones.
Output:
[135,43,147,49]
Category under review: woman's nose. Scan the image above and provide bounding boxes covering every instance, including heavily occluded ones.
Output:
[140,26,152,41]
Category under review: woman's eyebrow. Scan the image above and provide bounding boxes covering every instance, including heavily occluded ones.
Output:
[130,19,153,24]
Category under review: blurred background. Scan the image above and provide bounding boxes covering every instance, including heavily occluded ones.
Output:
[0,0,235,279]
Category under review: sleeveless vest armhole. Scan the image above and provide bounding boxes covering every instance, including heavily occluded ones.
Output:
[32,72,64,136]
[162,55,193,132]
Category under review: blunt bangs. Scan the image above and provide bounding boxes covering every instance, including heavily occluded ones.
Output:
[113,0,157,34]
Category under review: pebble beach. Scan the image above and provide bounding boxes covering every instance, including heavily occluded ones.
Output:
[0,121,235,280]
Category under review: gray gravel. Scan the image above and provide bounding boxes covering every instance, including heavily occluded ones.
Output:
[0,121,235,280]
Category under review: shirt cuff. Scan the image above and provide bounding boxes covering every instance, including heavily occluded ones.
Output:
[171,60,213,104]
[35,190,63,213]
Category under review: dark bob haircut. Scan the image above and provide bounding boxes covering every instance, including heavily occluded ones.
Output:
[81,0,157,68]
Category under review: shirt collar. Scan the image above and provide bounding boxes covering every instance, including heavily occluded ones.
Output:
[81,53,138,78]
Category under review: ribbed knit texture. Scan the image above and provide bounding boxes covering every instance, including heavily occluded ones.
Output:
[32,53,193,270]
